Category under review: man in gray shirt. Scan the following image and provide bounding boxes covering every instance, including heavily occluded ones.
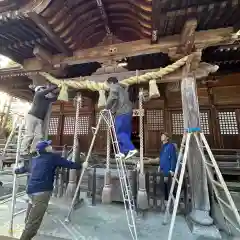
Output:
[21,85,59,157]
[105,77,138,160]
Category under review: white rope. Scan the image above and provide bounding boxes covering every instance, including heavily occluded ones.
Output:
[139,85,144,175]
[72,94,81,163]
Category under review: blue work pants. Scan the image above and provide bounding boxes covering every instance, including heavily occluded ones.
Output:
[115,113,135,154]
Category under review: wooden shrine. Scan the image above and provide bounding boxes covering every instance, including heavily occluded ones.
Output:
[0,0,240,237]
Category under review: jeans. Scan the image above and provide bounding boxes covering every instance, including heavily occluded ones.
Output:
[21,114,44,155]
[115,113,135,154]
[20,191,52,240]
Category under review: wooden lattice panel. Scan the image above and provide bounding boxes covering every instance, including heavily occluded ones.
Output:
[218,111,239,135]
[63,116,90,135]
[200,112,210,134]
[172,112,210,135]
[146,110,164,131]
[95,112,107,131]
[78,116,89,135]
[172,113,183,135]
[63,116,75,135]
[48,117,59,135]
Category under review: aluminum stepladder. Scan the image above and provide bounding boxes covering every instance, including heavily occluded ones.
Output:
[163,127,240,240]
[9,120,28,235]
[65,109,138,240]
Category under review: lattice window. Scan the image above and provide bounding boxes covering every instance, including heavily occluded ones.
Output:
[63,116,90,135]
[95,112,107,130]
[200,112,210,134]
[172,112,210,135]
[218,111,239,135]
[63,117,75,135]
[172,113,183,135]
[48,117,59,135]
[146,110,164,131]
[78,116,89,135]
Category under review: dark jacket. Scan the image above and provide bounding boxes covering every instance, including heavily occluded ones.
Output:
[105,83,132,116]
[15,152,81,194]
[159,142,177,176]
[28,86,59,120]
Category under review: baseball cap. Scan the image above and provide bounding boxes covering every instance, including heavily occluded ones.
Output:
[36,140,52,151]
[35,86,45,92]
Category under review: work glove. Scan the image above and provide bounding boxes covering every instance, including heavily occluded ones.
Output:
[12,162,24,174]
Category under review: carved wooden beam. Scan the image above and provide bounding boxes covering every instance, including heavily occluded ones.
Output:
[28,12,72,56]
[177,19,198,55]
[23,27,234,71]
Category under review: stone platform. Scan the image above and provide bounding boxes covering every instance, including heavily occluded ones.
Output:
[0,191,233,240]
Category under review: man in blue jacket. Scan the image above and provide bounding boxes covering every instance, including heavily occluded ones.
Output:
[159,132,177,202]
[15,140,81,240]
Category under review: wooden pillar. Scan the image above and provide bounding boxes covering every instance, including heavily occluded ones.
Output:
[181,64,213,226]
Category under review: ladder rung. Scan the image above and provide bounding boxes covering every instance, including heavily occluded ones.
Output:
[205,161,214,168]
[170,195,175,202]
[212,180,223,189]
[216,196,232,210]
[224,214,240,232]
[173,177,179,184]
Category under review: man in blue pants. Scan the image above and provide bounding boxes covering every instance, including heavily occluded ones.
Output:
[105,77,138,160]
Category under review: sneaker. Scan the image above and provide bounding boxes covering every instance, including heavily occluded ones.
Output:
[115,153,125,159]
[125,149,138,160]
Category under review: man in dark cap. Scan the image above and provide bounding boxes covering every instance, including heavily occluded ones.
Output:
[105,77,138,160]
[15,140,81,240]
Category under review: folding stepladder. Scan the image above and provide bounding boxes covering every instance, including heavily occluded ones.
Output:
[65,109,138,240]
[163,127,240,240]
[9,120,27,235]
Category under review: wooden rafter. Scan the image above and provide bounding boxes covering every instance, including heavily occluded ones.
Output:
[95,0,111,35]
[23,27,234,71]
[151,0,167,43]
[27,12,72,56]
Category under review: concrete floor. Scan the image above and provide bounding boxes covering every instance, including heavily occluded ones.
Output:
[0,172,234,240]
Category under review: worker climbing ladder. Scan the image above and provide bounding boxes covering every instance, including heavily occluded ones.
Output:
[163,127,240,240]
[65,109,138,240]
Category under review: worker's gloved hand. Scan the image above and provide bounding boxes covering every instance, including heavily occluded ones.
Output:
[12,162,24,174]
[169,171,174,177]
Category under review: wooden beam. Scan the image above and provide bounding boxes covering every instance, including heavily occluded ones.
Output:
[23,27,234,71]
[177,19,198,54]
[33,45,52,65]
[28,12,72,56]
[41,62,218,85]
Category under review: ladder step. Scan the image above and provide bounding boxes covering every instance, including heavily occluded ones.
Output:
[216,196,232,210]
[170,195,175,202]
[212,180,223,189]
[173,177,179,184]
[205,161,214,168]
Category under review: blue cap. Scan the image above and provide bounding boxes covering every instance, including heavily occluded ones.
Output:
[36,140,52,151]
